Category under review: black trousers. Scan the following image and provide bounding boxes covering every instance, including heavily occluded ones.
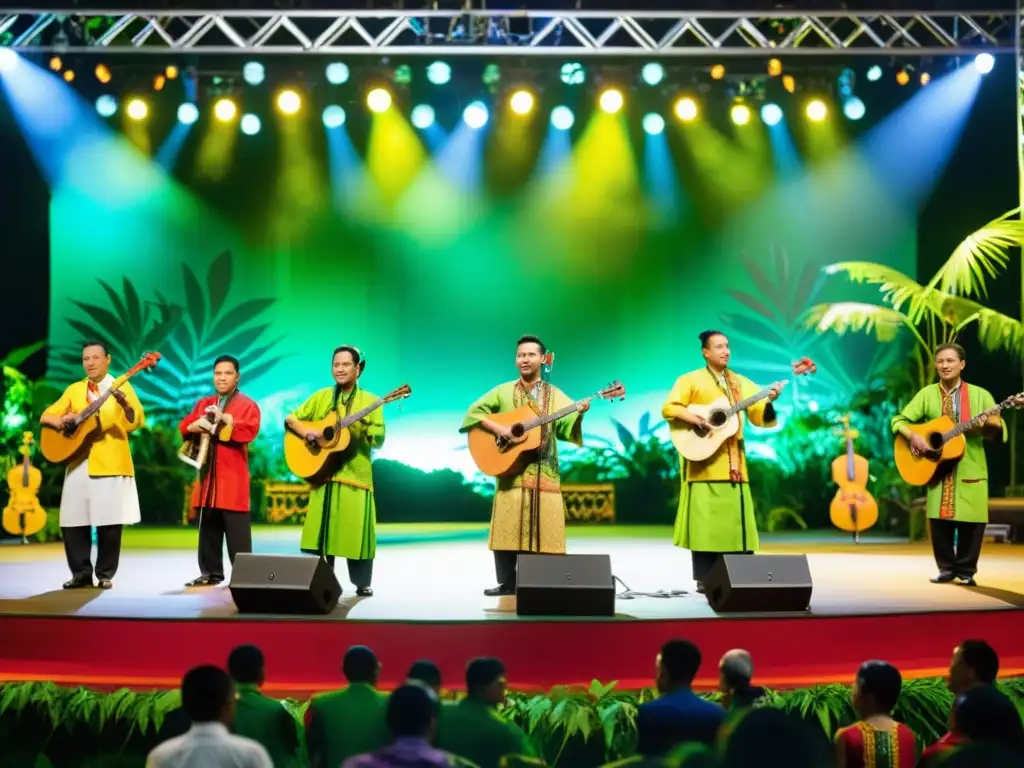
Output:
[197,508,252,580]
[324,555,374,588]
[930,519,985,578]
[494,550,518,586]
[62,524,123,582]
[691,550,748,583]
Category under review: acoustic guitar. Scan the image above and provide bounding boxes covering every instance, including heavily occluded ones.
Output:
[467,380,626,478]
[893,391,1024,486]
[829,415,877,541]
[40,352,162,464]
[284,384,412,484]
[2,432,46,539]
[670,357,816,462]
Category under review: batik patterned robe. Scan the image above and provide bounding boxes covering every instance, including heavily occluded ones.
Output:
[290,385,385,559]
[461,380,584,554]
[890,382,1003,523]
[662,367,776,552]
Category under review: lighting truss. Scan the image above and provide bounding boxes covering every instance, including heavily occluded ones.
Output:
[0,9,1018,57]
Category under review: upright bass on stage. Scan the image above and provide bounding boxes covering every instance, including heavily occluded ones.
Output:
[2,432,46,541]
[829,414,877,543]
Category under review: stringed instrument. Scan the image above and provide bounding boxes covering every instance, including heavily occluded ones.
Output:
[2,432,46,539]
[284,384,412,484]
[670,357,817,462]
[829,415,877,539]
[468,380,626,477]
[178,404,220,470]
[894,390,1024,486]
[40,352,162,464]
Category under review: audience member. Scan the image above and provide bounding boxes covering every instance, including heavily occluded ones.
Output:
[719,707,830,768]
[636,639,725,756]
[227,645,301,767]
[947,640,998,696]
[717,650,766,711]
[435,657,537,768]
[306,645,390,768]
[146,665,272,768]
[920,685,1024,764]
[833,660,916,767]
[408,660,443,694]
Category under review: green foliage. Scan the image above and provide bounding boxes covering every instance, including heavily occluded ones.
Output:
[129,424,194,524]
[375,459,492,523]
[3,678,1018,767]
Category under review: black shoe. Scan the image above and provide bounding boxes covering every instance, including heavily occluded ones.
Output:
[185,576,222,588]
[63,578,93,589]
[484,584,515,597]
[695,581,706,594]
[356,586,373,597]
[97,579,113,590]
[930,572,955,584]
[957,576,978,587]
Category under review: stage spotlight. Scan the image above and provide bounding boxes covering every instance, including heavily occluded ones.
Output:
[642,113,665,135]
[560,62,585,85]
[896,69,910,86]
[509,89,534,115]
[550,105,575,130]
[126,98,148,121]
[240,114,261,136]
[243,62,265,85]
[782,75,796,93]
[411,104,436,129]
[483,64,501,87]
[426,61,451,85]
[975,53,994,74]
[842,97,865,121]
[867,65,882,82]
[322,105,346,129]
[730,103,751,126]
[674,97,698,122]
[760,103,783,126]
[599,88,624,114]
[165,65,179,80]
[95,64,111,84]
[641,63,664,86]
[153,74,165,92]
[49,56,61,72]
[277,89,301,115]
[95,95,117,118]
[806,99,827,122]
[920,72,931,86]
[326,62,350,85]
[767,58,782,76]
[177,102,199,125]
[710,64,725,80]
[63,70,75,83]
[367,88,392,113]
[0,49,16,73]
[463,100,489,129]
[214,98,237,122]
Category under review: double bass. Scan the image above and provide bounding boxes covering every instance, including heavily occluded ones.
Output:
[3,432,47,541]
[829,414,878,542]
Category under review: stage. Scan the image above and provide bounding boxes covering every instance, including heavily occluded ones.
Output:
[1,526,1022,694]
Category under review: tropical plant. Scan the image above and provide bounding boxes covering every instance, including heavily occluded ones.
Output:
[49,250,288,423]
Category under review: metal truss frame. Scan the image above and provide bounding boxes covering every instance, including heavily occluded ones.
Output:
[0,8,1019,57]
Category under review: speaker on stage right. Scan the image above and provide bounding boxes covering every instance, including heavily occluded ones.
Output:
[703,554,813,613]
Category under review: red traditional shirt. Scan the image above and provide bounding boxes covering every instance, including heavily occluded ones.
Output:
[178,391,261,513]
[920,732,965,762]
[834,721,917,768]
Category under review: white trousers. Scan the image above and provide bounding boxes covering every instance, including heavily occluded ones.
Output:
[59,462,141,528]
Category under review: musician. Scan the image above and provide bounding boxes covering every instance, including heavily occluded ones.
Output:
[662,331,782,594]
[179,355,262,588]
[39,341,143,589]
[891,343,1021,586]
[460,335,589,596]
[285,346,383,596]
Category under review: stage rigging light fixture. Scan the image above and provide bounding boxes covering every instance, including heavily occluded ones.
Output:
[126,98,148,121]
[95,64,111,84]
[95,95,117,117]
[867,65,882,82]
[165,65,178,80]
[411,104,435,129]
[243,62,265,85]
[393,65,412,85]
[730,103,751,126]
[760,103,783,126]
[277,89,301,115]
[509,89,534,115]
[63,70,75,83]
[674,97,698,122]
[920,72,931,86]
[710,64,725,80]
[153,74,166,92]
[463,101,490,129]
[975,53,994,74]
[642,113,665,135]
[49,56,61,71]
[367,87,392,113]
[322,105,346,129]
[896,69,910,86]
[599,88,624,114]
[177,102,199,125]
[641,63,664,86]
[326,62,350,85]
[806,99,828,122]
[842,96,865,120]
[767,58,782,76]
[427,61,452,85]
[560,62,585,85]
[550,105,575,130]
[782,75,796,93]
[0,49,17,73]
[214,98,237,122]
[240,114,261,135]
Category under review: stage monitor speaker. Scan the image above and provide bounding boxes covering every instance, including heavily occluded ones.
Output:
[705,554,812,613]
[516,554,615,617]
[229,554,341,615]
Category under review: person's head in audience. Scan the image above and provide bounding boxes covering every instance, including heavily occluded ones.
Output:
[386,682,441,744]
[939,741,1024,767]
[720,707,830,767]
[851,660,903,719]
[343,645,380,686]
[407,660,442,694]
[948,640,999,695]
[952,685,1024,747]
[465,657,507,707]
[718,650,754,695]
[227,644,265,687]
[181,665,236,727]
[656,639,701,695]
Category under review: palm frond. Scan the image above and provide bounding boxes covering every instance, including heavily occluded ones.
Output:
[939,295,1024,357]
[804,302,909,343]
[823,263,939,321]
[927,208,1024,299]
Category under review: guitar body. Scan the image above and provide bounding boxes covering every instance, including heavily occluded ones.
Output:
[668,397,741,462]
[40,415,103,464]
[284,415,353,484]
[467,405,545,477]
[2,464,46,537]
[893,416,966,486]
[829,483,879,533]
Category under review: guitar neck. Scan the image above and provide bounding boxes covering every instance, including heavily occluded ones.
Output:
[338,397,387,429]
[78,374,132,421]
[944,404,1005,442]
[726,386,773,417]
[522,395,594,431]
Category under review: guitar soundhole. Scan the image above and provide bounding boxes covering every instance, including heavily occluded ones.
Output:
[927,432,943,451]
[709,410,727,427]
[510,423,525,438]
[322,426,335,441]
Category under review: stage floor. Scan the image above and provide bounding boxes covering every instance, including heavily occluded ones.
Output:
[1,528,1023,621]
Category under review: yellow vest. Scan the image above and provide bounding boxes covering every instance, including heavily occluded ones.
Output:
[44,379,145,476]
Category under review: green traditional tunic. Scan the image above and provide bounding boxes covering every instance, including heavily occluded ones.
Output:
[435,698,538,768]
[460,380,584,554]
[890,381,1004,523]
[291,385,385,559]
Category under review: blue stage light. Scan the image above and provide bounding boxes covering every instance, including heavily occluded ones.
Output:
[325,63,350,85]
[641,63,664,86]
[550,106,574,130]
[975,53,994,74]
[843,97,865,121]
[760,103,783,126]
[322,105,346,129]
[866,65,882,82]
[95,94,118,117]
[411,104,435,129]
[426,61,451,85]
[463,101,489,129]
[642,113,665,135]
[240,114,261,135]
[177,103,199,125]
[242,62,265,85]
